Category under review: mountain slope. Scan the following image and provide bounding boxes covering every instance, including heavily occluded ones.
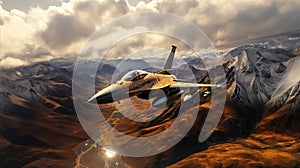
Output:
[0,45,299,167]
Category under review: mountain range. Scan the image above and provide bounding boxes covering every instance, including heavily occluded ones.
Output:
[0,33,300,167]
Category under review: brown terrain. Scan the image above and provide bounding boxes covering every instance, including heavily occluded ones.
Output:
[0,63,89,167]
[0,44,300,168]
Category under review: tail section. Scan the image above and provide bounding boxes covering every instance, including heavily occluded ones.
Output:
[164,45,177,69]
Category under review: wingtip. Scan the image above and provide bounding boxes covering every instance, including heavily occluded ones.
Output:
[87,98,93,103]
[87,95,97,104]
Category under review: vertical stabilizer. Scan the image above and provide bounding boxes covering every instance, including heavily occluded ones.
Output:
[164,45,177,69]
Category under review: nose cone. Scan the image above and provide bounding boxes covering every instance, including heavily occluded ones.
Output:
[88,84,122,104]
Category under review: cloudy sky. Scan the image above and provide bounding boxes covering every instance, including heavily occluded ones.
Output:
[1,0,300,67]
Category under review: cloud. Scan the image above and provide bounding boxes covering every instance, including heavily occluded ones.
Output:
[38,13,95,49]
[1,44,53,68]
[36,0,131,51]
[0,57,29,68]
[1,0,300,68]
[0,17,4,25]
[153,0,300,46]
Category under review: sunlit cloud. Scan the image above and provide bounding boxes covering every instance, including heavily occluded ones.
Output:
[1,0,300,68]
[0,57,29,68]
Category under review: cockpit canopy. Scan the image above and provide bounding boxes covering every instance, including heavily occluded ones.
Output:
[119,70,148,82]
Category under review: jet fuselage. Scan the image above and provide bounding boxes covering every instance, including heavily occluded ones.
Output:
[89,71,177,104]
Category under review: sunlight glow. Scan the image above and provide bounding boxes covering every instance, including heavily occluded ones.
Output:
[104,149,117,158]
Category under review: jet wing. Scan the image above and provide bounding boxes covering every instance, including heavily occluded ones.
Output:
[127,83,170,94]
[170,82,220,88]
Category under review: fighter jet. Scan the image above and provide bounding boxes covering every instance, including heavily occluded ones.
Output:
[88,45,220,107]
